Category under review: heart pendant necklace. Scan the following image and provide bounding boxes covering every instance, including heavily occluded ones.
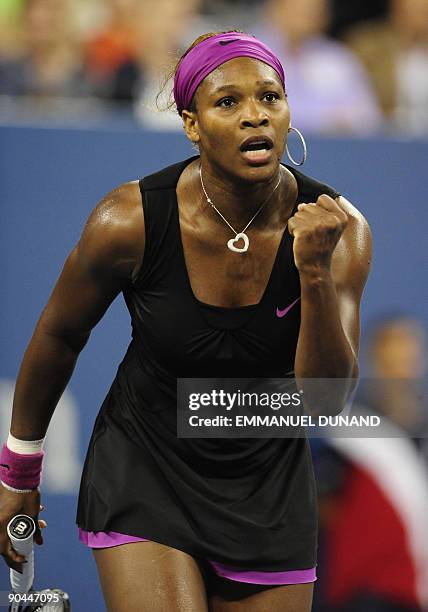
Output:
[199,164,281,253]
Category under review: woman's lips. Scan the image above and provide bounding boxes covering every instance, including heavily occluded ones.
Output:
[240,148,273,165]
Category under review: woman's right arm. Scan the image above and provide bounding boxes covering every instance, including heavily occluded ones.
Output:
[10,181,144,440]
[0,181,145,568]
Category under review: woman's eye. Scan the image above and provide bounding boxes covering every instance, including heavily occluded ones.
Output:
[263,93,280,103]
[218,98,236,108]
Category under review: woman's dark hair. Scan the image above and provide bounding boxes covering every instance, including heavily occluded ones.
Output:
[156,30,244,116]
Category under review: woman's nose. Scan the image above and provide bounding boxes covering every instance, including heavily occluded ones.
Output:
[239,101,269,128]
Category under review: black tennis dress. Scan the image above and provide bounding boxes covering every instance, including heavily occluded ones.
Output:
[76,155,340,572]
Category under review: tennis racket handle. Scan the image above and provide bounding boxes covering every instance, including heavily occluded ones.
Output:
[7,514,36,593]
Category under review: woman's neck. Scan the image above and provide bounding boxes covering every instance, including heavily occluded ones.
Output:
[196,161,297,231]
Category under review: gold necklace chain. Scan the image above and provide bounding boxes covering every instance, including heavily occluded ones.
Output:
[199,165,282,253]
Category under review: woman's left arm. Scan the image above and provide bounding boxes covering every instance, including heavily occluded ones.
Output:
[288,195,372,414]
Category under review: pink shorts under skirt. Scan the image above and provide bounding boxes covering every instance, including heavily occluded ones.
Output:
[79,528,316,585]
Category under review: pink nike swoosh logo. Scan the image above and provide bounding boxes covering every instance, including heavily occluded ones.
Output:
[276,297,300,318]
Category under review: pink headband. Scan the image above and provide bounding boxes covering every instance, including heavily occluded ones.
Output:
[173,32,285,115]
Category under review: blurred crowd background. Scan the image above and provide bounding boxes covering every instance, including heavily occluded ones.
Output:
[312,313,428,612]
[0,0,428,135]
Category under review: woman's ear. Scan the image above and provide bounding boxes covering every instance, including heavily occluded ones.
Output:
[181,109,200,147]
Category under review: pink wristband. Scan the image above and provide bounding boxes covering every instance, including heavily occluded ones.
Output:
[0,443,44,490]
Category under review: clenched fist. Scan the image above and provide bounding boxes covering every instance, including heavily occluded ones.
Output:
[288,194,348,273]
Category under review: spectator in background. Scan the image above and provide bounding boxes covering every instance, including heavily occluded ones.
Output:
[133,0,203,128]
[83,0,140,100]
[82,0,203,128]
[0,0,88,97]
[313,313,428,612]
[328,0,389,39]
[362,314,428,438]
[345,0,428,135]
[253,0,382,135]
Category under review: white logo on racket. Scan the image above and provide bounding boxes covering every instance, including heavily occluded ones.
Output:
[14,520,28,536]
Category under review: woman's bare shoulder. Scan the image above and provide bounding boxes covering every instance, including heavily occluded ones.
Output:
[79,180,145,284]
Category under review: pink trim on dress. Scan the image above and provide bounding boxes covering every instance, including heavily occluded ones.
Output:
[208,561,316,585]
[78,529,316,585]
[78,528,149,548]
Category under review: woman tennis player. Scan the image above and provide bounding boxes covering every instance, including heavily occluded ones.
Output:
[0,31,371,611]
